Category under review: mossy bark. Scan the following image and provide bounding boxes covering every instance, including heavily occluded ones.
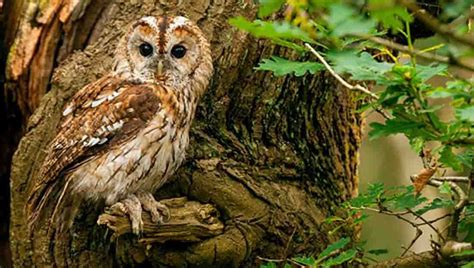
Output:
[8,0,362,267]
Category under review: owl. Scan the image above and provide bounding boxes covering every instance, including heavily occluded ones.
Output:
[26,16,213,234]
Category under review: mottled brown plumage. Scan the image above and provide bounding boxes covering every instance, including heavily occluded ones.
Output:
[27,16,213,234]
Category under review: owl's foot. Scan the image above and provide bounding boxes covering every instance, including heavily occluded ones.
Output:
[110,194,143,235]
[112,192,170,235]
[136,191,170,224]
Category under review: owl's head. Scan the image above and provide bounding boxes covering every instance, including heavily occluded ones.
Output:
[114,16,213,94]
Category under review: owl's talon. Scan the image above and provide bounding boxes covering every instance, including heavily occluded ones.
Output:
[118,195,144,235]
[136,191,170,224]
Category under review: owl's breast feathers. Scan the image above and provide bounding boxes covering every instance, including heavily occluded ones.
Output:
[27,75,185,223]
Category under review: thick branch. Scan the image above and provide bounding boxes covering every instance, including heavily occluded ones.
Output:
[97,197,224,243]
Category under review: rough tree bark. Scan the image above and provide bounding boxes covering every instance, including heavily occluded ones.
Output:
[7,0,361,267]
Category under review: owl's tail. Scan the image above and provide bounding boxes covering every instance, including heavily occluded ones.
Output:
[26,176,76,235]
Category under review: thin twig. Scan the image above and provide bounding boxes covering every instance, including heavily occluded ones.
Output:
[256,256,305,267]
[357,35,474,72]
[402,228,423,256]
[407,208,446,242]
[397,0,474,48]
[431,176,470,183]
[304,43,379,99]
[416,213,451,226]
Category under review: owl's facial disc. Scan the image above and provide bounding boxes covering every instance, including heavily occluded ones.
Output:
[128,16,201,83]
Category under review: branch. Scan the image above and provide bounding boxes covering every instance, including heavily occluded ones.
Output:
[372,251,439,267]
[357,35,474,72]
[397,0,474,48]
[415,176,469,240]
[97,197,224,243]
[304,43,379,99]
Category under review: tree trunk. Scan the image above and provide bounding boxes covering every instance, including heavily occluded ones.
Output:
[7,0,362,267]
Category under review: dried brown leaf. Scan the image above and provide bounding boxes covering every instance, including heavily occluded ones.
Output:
[413,167,437,194]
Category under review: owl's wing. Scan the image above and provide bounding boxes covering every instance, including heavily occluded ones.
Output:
[28,75,167,219]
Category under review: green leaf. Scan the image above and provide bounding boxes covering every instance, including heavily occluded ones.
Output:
[229,17,315,43]
[461,261,474,268]
[390,185,427,210]
[368,0,413,32]
[369,119,424,140]
[415,197,453,215]
[443,0,473,19]
[352,214,369,225]
[255,56,324,76]
[456,106,474,122]
[350,183,385,208]
[327,50,392,82]
[318,237,351,259]
[258,0,285,17]
[438,182,453,196]
[260,262,277,268]
[457,150,474,169]
[367,248,389,255]
[459,206,474,242]
[327,4,376,36]
[415,64,448,82]
[452,250,474,257]
[409,137,425,154]
[293,256,315,265]
[322,249,357,267]
[439,146,463,171]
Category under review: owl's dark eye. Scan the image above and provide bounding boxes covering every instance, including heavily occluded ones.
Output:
[171,45,186,58]
[139,42,153,57]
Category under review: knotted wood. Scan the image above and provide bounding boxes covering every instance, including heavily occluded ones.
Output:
[97,197,224,243]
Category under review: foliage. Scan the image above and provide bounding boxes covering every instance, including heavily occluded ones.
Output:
[232,0,474,266]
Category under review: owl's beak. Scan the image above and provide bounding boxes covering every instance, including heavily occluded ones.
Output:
[157,61,164,76]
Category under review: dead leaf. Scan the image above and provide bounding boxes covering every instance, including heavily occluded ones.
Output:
[413,167,437,194]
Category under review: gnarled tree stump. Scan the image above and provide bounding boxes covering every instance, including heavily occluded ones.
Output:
[7,0,361,267]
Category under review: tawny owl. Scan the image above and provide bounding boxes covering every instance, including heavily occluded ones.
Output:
[27,16,213,234]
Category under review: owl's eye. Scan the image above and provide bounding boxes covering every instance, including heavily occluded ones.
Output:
[139,42,153,57]
[171,45,186,58]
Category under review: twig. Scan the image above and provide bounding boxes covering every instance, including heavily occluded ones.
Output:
[256,256,305,267]
[413,176,469,240]
[416,213,451,226]
[357,35,474,72]
[397,0,474,48]
[431,176,470,183]
[407,208,445,242]
[402,228,423,256]
[304,43,379,99]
